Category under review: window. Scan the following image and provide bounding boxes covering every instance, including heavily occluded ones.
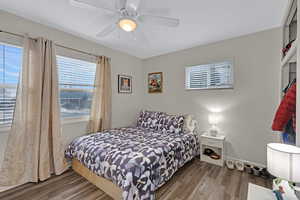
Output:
[0,44,22,126]
[185,61,233,90]
[57,56,96,119]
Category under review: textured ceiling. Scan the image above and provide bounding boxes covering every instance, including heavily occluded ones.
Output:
[0,0,287,59]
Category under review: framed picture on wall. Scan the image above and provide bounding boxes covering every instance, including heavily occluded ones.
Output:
[118,75,132,93]
[148,72,163,93]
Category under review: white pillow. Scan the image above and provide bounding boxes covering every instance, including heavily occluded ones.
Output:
[183,115,198,133]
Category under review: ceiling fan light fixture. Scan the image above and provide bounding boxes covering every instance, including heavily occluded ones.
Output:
[118,18,137,32]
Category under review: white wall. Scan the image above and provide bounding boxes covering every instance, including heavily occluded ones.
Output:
[142,28,281,165]
[0,11,144,166]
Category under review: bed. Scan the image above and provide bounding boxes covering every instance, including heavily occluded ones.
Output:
[65,111,199,200]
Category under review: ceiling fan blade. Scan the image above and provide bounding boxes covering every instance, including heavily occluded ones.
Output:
[115,0,127,10]
[139,8,170,16]
[96,23,117,37]
[126,0,141,12]
[138,15,180,27]
[70,0,115,13]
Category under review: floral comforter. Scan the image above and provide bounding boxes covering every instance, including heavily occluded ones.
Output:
[65,127,199,200]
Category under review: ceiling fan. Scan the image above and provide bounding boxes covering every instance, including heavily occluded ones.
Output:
[70,0,180,38]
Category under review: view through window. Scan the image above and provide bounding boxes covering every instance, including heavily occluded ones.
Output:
[0,43,22,126]
[57,56,96,119]
[0,44,97,126]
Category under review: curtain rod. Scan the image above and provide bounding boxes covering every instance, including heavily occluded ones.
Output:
[0,29,106,59]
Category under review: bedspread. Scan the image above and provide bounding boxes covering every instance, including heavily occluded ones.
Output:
[65,127,199,200]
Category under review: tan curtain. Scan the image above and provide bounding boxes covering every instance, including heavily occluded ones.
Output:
[87,56,112,133]
[0,36,67,186]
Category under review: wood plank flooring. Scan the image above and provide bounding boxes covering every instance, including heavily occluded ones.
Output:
[0,159,271,200]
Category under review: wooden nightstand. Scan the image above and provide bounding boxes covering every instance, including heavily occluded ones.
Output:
[200,133,225,167]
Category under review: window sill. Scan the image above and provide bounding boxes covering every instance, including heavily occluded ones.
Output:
[62,116,89,125]
[185,86,234,91]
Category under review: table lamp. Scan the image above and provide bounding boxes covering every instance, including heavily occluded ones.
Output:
[208,113,220,137]
[267,143,300,199]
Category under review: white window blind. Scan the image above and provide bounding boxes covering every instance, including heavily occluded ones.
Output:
[185,61,233,90]
[57,56,96,119]
[0,43,22,126]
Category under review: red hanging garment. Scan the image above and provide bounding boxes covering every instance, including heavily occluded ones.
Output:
[272,83,296,131]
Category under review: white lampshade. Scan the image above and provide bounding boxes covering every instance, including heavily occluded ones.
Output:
[267,143,300,183]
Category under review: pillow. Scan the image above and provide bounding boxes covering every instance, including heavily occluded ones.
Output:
[137,110,165,130]
[183,114,197,133]
[159,114,185,134]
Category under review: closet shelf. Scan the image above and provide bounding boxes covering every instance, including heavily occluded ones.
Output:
[281,39,298,67]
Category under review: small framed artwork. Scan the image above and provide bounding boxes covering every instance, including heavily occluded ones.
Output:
[148,72,163,93]
[118,75,132,93]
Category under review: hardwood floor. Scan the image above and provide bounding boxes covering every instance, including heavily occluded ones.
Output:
[0,159,271,200]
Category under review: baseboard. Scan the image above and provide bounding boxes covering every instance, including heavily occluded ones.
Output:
[225,156,266,168]
[0,183,24,193]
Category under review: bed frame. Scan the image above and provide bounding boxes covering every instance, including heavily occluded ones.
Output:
[71,119,197,200]
[72,159,122,200]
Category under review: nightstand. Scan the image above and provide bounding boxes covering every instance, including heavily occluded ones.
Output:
[200,133,225,167]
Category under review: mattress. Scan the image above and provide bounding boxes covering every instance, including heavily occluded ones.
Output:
[65,127,199,200]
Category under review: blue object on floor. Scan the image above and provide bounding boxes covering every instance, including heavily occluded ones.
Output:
[273,190,284,200]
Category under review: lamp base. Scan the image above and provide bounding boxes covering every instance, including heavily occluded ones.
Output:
[209,125,219,137]
[209,129,218,137]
